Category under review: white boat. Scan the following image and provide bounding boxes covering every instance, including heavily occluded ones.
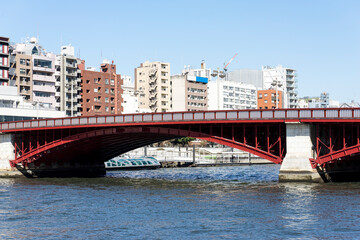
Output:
[104,156,160,170]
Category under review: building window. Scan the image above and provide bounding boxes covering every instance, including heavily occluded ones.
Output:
[105,79,109,84]
[105,106,109,112]
[94,78,98,83]
[105,97,109,103]
[259,94,262,99]
[264,93,268,97]
[20,59,26,65]
[105,88,109,93]
[20,68,26,75]
[264,100,268,103]
[110,79,114,85]
[94,88,98,93]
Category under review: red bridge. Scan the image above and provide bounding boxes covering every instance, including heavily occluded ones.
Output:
[1,108,360,181]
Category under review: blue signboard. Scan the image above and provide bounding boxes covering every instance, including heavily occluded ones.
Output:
[196,76,208,83]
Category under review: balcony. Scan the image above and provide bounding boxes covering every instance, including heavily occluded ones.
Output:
[66,62,77,68]
[33,74,55,82]
[33,65,55,73]
[20,81,31,86]
[33,96,56,104]
[33,85,56,93]
[149,77,157,84]
[66,71,77,77]
[20,90,30,95]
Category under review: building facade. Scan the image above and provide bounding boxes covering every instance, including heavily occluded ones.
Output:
[262,65,298,108]
[9,37,56,108]
[135,61,171,112]
[0,37,10,86]
[80,61,122,116]
[0,85,65,122]
[208,79,257,110]
[226,69,263,89]
[55,45,82,117]
[121,75,141,114]
[257,89,283,109]
[171,62,209,112]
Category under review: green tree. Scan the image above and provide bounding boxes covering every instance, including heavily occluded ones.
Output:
[171,137,195,147]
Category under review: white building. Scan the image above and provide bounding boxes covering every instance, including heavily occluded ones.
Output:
[0,85,65,121]
[55,45,82,117]
[121,75,143,114]
[262,65,298,108]
[298,92,340,108]
[226,69,263,89]
[208,79,257,110]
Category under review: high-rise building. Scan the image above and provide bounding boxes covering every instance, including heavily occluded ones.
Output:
[208,79,257,110]
[262,65,298,108]
[171,62,209,112]
[80,60,122,116]
[55,45,82,117]
[135,61,171,112]
[0,37,10,86]
[9,37,56,108]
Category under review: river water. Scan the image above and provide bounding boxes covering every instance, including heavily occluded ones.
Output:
[1,165,360,239]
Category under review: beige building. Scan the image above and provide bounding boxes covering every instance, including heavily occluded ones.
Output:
[9,37,56,109]
[135,61,171,112]
[171,62,209,112]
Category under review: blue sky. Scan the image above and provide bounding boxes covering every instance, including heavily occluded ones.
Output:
[1,0,359,103]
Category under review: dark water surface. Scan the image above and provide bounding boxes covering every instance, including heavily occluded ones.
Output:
[1,165,360,239]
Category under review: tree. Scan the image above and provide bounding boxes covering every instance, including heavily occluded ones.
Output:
[171,137,196,147]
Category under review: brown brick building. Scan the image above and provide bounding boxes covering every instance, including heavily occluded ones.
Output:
[79,61,123,116]
[258,89,283,109]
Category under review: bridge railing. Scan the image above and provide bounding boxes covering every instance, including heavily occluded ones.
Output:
[1,108,360,131]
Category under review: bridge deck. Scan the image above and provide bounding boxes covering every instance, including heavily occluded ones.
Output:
[1,108,360,132]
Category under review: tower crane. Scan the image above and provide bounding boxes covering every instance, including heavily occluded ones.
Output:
[223,53,238,72]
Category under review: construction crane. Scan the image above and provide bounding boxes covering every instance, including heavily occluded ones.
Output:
[223,53,238,72]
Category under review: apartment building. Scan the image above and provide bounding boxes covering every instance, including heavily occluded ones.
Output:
[257,89,283,109]
[0,36,10,86]
[80,60,122,116]
[135,61,171,112]
[9,37,56,108]
[208,79,257,110]
[171,62,209,111]
[262,65,298,108]
[55,45,82,116]
[0,85,65,122]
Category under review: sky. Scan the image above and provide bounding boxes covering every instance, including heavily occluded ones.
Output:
[1,0,359,103]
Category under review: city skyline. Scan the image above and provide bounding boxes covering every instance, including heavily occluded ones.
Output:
[1,0,359,103]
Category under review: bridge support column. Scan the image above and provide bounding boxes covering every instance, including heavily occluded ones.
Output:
[279,122,322,182]
[0,133,14,170]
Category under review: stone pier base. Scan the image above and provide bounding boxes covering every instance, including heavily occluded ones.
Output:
[279,122,322,183]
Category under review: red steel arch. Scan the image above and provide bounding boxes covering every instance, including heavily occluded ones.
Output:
[11,124,284,169]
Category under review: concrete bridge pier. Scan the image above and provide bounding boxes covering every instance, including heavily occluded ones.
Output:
[279,122,322,183]
[0,133,14,170]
